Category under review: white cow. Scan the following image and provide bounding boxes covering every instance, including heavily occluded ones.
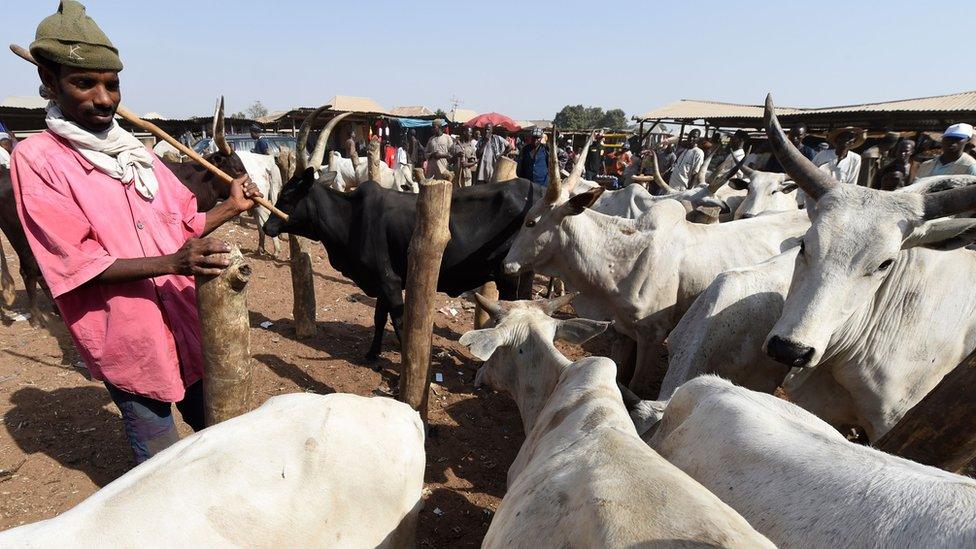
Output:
[459,295,774,548]
[646,375,976,548]
[726,164,803,220]
[760,94,976,439]
[236,150,283,255]
[0,393,425,548]
[502,154,809,396]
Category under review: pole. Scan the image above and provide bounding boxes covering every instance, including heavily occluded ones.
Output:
[397,178,452,421]
[874,350,976,473]
[196,246,253,426]
[289,235,317,339]
[8,44,287,221]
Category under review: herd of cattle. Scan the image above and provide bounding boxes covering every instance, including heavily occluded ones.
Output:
[2,94,976,546]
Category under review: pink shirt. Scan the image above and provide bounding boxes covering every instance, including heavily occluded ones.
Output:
[10,131,206,402]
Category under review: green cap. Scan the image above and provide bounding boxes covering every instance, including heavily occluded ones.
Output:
[30,0,123,71]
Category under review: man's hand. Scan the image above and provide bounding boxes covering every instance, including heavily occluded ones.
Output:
[171,238,232,276]
[228,175,262,214]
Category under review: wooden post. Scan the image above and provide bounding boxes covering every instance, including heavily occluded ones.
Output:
[289,235,317,339]
[197,246,252,426]
[397,178,453,421]
[367,136,381,181]
[473,281,498,329]
[874,351,976,473]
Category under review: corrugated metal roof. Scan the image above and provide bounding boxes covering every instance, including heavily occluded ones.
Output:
[803,90,976,114]
[636,100,803,121]
[448,108,478,123]
[636,91,976,121]
[390,105,434,117]
[326,95,388,115]
[0,96,48,110]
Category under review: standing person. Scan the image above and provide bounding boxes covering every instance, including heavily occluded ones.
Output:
[715,130,749,179]
[859,131,899,187]
[584,132,604,180]
[913,123,976,180]
[615,141,633,177]
[669,129,704,190]
[475,123,513,184]
[516,127,549,186]
[450,125,477,187]
[813,127,865,185]
[765,124,817,172]
[875,139,915,191]
[406,128,422,169]
[344,128,359,159]
[424,119,453,179]
[472,129,482,148]
[0,132,12,169]
[249,123,270,155]
[10,0,263,463]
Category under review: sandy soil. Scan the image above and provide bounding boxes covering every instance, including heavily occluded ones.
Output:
[0,219,602,547]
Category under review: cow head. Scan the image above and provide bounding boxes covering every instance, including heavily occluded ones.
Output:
[503,133,606,274]
[263,106,348,238]
[728,165,800,219]
[460,293,609,430]
[761,94,976,368]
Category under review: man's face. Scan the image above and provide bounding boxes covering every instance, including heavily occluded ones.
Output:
[789,126,806,147]
[895,141,914,162]
[686,131,700,146]
[0,139,11,154]
[433,124,443,136]
[942,136,965,155]
[834,131,855,151]
[250,130,260,139]
[460,127,471,141]
[41,65,121,133]
[485,124,493,137]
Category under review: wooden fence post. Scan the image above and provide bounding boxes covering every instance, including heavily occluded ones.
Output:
[289,234,317,339]
[397,178,452,421]
[197,246,253,426]
[874,350,976,473]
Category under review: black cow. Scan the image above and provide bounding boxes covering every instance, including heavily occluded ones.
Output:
[264,169,537,360]
[0,167,48,325]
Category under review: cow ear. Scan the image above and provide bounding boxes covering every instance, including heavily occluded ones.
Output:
[566,187,605,215]
[728,178,750,191]
[781,181,799,194]
[459,328,507,361]
[902,218,976,250]
[555,318,611,344]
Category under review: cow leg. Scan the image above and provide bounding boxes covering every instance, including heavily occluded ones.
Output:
[628,330,670,399]
[24,266,44,328]
[257,225,268,256]
[610,331,638,384]
[271,236,281,257]
[366,296,390,362]
[0,239,15,308]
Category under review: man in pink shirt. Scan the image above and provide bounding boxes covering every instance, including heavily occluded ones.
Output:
[11,1,262,462]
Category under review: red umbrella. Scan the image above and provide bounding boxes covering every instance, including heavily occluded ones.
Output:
[465,112,522,132]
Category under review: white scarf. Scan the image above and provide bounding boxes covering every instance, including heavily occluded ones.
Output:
[46,104,158,200]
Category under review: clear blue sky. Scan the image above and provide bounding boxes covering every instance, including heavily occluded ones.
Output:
[3,1,975,121]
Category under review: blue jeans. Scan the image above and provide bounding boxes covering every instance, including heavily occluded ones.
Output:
[105,381,205,464]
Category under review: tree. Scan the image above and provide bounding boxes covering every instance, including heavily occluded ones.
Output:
[434,108,448,119]
[600,109,628,130]
[245,101,268,120]
[553,104,628,130]
[230,111,246,119]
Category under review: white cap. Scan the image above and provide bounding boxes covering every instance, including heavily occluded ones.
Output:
[942,123,974,140]
[0,133,9,141]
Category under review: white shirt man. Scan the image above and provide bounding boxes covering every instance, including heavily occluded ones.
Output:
[669,145,705,190]
[813,148,862,185]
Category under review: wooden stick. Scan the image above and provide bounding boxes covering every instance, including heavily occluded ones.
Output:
[874,349,976,473]
[289,234,317,339]
[9,43,288,221]
[197,246,253,426]
[397,178,452,421]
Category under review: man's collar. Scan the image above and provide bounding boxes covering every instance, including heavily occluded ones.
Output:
[47,130,95,171]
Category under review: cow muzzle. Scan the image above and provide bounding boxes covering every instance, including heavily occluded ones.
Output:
[503,262,523,275]
[765,335,816,368]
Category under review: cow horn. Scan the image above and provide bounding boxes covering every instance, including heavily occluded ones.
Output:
[214,96,232,156]
[310,112,354,171]
[708,145,752,193]
[294,105,331,173]
[649,150,675,193]
[764,93,836,200]
[539,292,578,316]
[545,126,562,204]
[569,132,595,183]
[921,176,976,219]
[474,292,507,318]
[695,142,718,187]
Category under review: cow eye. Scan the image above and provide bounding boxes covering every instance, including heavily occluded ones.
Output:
[798,240,805,256]
[878,259,894,272]
[525,219,536,228]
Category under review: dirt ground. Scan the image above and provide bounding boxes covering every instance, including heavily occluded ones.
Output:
[0,219,603,547]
